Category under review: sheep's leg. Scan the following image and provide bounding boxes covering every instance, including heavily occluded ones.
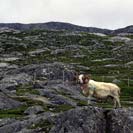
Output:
[116,97,121,108]
[87,96,92,105]
[87,90,94,105]
[114,96,121,108]
[113,98,117,108]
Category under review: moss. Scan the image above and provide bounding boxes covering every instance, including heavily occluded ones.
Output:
[30,119,53,133]
[0,105,27,118]
[50,104,74,113]
[13,97,44,106]
[16,85,40,96]
[77,100,88,106]
[121,86,133,97]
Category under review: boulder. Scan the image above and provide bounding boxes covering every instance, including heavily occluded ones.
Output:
[0,92,22,109]
[50,106,106,133]
[24,105,44,115]
[107,108,133,133]
[5,62,76,81]
[51,49,66,55]
[1,73,32,86]
[0,63,9,68]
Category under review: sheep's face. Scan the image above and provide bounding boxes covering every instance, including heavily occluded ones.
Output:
[77,74,90,84]
[82,75,90,84]
[80,83,89,96]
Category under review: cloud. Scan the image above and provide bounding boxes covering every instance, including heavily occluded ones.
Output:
[0,0,133,29]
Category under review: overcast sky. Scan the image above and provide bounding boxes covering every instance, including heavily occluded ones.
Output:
[0,0,133,29]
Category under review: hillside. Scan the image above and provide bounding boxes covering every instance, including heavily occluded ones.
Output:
[0,22,111,34]
[0,22,133,35]
[0,28,133,132]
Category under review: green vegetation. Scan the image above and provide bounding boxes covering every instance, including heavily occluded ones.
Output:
[29,119,54,133]
[0,29,132,110]
[16,84,39,96]
[14,97,44,106]
[0,106,27,118]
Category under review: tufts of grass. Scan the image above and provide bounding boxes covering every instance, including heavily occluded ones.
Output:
[29,119,54,133]
[14,97,44,106]
[77,100,88,106]
[0,105,28,118]
[48,104,74,113]
[16,85,40,96]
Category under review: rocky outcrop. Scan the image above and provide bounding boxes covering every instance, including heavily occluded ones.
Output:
[34,107,133,133]
[107,108,133,133]
[0,92,22,109]
[0,23,133,133]
[1,73,32,86]
[50,106,106,133]
[24,105,44,115]
[4,62,76,81]
[0,103,132,133]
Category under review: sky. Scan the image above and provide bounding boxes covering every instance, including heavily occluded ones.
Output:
[0,0,133,29]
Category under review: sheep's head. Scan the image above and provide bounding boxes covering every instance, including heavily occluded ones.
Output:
[82,74,90,84]
[73,72,91,84]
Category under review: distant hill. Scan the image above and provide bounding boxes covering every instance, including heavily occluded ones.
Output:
[0,22,133,35]
[0,22,111,34]
[112,25,133,34]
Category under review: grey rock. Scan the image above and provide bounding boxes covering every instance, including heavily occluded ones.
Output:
[0,63,9,68]
[104,64,120,68]
[0,92,22,109]
[39,89,77,106]
[1,73,32,86]
[109,36,131,42]
[5,62,76,81]
[0,118,16,127]
[51,49,66,55]
[38,82,86,103]
[50,106,106,133]
[0,112,55,133]
[29,48,50,56]
[24,105,44,115]
[0,57,20,62]
[112,79,121,84]
[126,61,133,66]
[107,108,133,133]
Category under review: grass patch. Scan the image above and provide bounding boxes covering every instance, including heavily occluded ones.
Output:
[30,119,53,133]
[16,85,40,96]
[13,97,44,106]
[77,100,88,106]
[48,104,74,113]
[0,105,27,118]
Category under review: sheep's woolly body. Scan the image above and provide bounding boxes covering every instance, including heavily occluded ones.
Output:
[78,74,121,108]
[87,80,120,99]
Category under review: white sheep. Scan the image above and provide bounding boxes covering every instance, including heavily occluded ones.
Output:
[78,74,121,108]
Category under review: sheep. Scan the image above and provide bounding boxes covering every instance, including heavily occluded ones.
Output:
[79,74,121,108]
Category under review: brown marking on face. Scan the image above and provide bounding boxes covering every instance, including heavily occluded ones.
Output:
[80,83,90,96]
[82,74,90,84]
[80,83,88,90]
